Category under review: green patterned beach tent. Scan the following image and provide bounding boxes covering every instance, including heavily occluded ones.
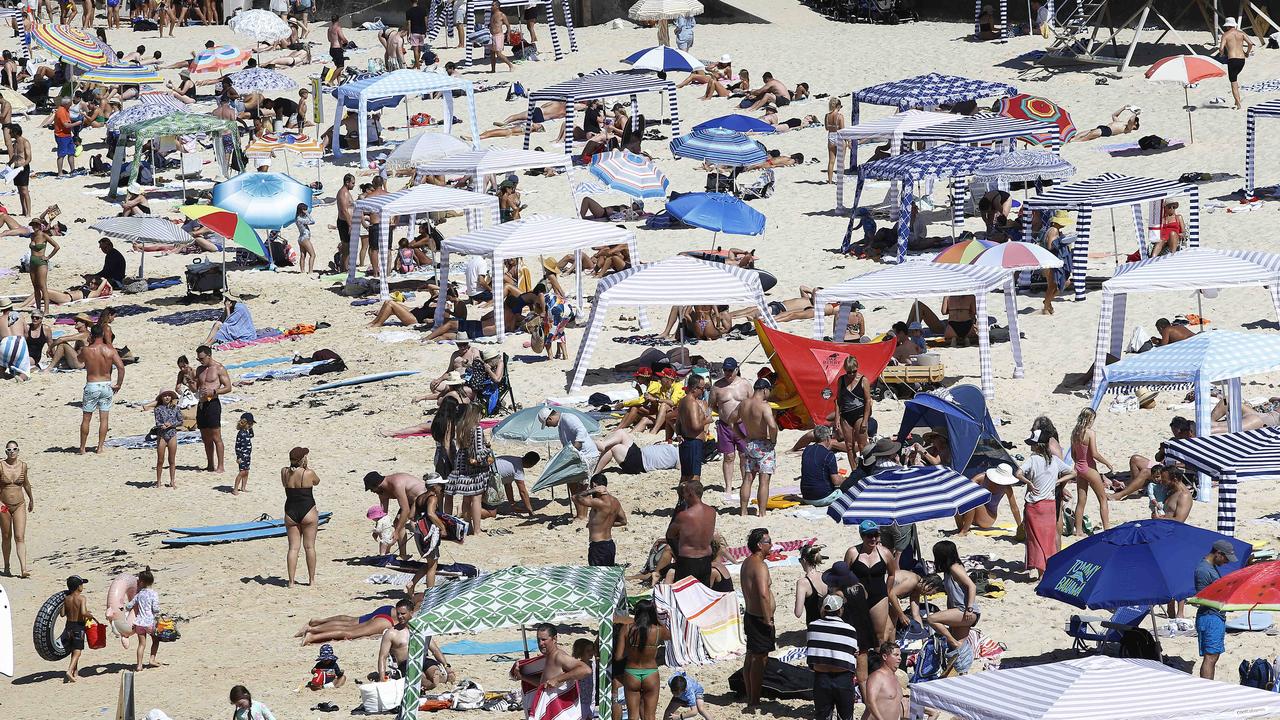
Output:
[403,565,626,719]
[108,113,239,197]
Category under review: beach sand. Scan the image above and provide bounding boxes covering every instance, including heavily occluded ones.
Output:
[3,2,1280,717]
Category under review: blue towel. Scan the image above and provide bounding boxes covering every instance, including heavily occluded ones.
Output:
[150,308,224,326]
[214,303,256,344]
[225,356,293,370]
[148,277,181,289]
[439,638,537,655]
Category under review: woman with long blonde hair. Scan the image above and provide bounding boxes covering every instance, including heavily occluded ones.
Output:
[1069,408,1113,535]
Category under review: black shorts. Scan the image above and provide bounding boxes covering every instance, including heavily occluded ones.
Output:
[1228,57,1246,82]
[678,437,703,477]
[63,620,86,651]
[588,539,616,566]
[330,46,346,66]
[768,301,785,315]
[744,612,776,654]
[1095,124,1113,138]
[673,554,712,585]
[775,96,791,107]
[13,164,29,188]
[196,397,222,429]
[458,319,484,338]
[410,305,434,324]
[337,218,351,247]
[531,106,545,124]
[619,444,645,474]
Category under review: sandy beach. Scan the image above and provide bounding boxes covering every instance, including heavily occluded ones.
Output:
[3,1,1280,718]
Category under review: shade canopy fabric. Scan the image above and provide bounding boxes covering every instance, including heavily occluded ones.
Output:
[1244,99,1280,195]
[1024,173,1201,300]
[403,566,626,720]
[107,102,178,132]
[1092,248,1280,394]
[31,24,108,69]
[588,151,669,198]
[435,215,637,339]
[330,70,480,167]
[827,466,991,526]
[524,71,680,156]
[228,8,291,42]
[90,217,192,244]
[212,172,313,230]
[1188,559,1280,612]
[191,45,250,73]
[451,0,577,67]
[693,114,775,134]
[530,444,590,492]
[756,324,896,429]
[349,185,499,300]
[814,264,1023,401]
[896,386,1002,475]
[994,93,1077,144]
[228,67,298,94]
[491,404,600,442]
[974,149,1076,183]
[1164,426,1280,538]
[413,147,570,177]
[384,133,470,170]
[567,256,777,391]
[244,132,324,160]
[622,45,703,72]
[908,655,1280,720]
[833,109,958,212]
[852,73,1018,113]
[111,113,237,196]
[901,113,1059,145]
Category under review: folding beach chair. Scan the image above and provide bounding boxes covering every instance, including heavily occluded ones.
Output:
[483,352,519,417]
[1066,604,1152,654]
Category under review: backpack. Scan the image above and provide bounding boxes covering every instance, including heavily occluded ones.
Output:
[912,634,948,683]
[1240,658,1277,691]
[1117,628,1160,660]
[1137,135,1167,151]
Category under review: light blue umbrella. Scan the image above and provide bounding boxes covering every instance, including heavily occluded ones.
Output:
[491,404,600,442]
[669,127,767,167]
[530,445,590,492]
[212,172,313,230]
[667,192,765,238]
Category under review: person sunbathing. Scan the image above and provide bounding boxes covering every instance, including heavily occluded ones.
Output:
[366,297,439,328]
[659,305,730,341]
[468,122,544,141]
[16,279,113,307]
[905,298,979,346]
[592,428,679,475]
[1071,106,1140,142]
[1152,317,1194,346]
[296,607,397,644]
[496,101,565,127]
[559,243,631,277]
[701,69,750,100]
[580,197,644,221]
[1211,395,1280,433]
[760,110,819,133]
[677,57,733,89]
[742,74,808,112]
[420,298,496,342]
[260,47,312,68]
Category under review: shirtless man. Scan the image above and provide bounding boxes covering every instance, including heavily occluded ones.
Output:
[364,471,426,559]
[577,474,627,566]
[0,94,12,160]
[1153,317,1194,346]
[744,72,804,112]
[534,623,591,691]
[665,480,717,585]
[738,379,778,518]
[676,374,710,484]
[1070,107,1140,142]
[710,357,751,491]
[941,294,976,348]
[335,174,355,271]
[195,344,231,472]
[1220,17,1255,110]
[362,176,391,276]
[9,122,31,216]
[740,528,775,711]
[487,0,515,73]
[377,599,454,687]
[863,642,908,720]
[497,101,567,129]
[61,575,95,682]
[380,27,408,70]
[327,15,349,73]
[78,325,124,454]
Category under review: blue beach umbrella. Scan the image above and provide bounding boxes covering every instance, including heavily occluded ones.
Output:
[1036,519,1251,610]
[621,45,704,73]
[826,466,991,526]
[693,114,776,134]
[669,127,768,167]
[588,151,669,199]
[212,172,314,230]
[667,192,765,238]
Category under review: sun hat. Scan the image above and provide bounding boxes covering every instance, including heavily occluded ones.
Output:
[986,463,1019,486]
[440,371,465,386]
[858,519,881,536]
[366,505,387,521]
[861,437,902,459]
[1050,210,1073,228]
[480,347,501,362]
[155,390,178,404]
[720,53,731,63]
[316,644,338,662]
[537,406,554,425]
[289,446,309,464]
[425,472,447,485]
[821,561,859,589]
[542,257,560,275]
[74,313,94,325]
[1224,16,1239,28]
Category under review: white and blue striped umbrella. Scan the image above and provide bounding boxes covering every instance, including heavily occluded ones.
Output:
[669,127,767,167]
[827,465,991,526]
[621,46,704,73]
[588,151,669,199]
[975,149,1075,183]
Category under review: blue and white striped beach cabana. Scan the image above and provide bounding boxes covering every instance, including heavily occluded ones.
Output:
[1023,173,1200,301]
[330,70,480,168]
[1089,330,1280,534]
[851,73,1018,124]
[1093,248,1280,392]
[1244,99,1280,196]
[854,144,998,262]
[813,263,1023,401]
[426,0,577,63]
[901,113,1060,146]
[827,466,992,526]
[833,109,956,212]
[524,70,680,157]
[1164,426,1280,536]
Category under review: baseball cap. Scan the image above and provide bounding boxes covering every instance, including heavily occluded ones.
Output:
[634,366,653,378]
[67,575,89,591]
[722,357,739,372]
[754,378,772,391]
[858,519,881,536]
[537,407,554,425]
[822,594,845,612]
[366,505,387,520]
[1212,539,1238,562]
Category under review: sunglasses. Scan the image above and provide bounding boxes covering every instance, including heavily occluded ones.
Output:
[5,447,17,453]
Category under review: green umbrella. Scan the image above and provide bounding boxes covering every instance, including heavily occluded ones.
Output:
[530,445,590,493]
[492,404,600,443]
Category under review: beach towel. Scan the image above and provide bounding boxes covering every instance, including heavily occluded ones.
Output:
[148,277,181,289]
[149,308,224,326]
[1242,79,1280,93]
[241,361,322,381]
[104,431,202,449]
[0,335,31,376]
[672,576,745,662]
[224,356,293,370]
[724,537,815,562]
[439,638,537,655]
[214,328,290,351]
[528,681,582,720]
[52,303,155,324]
[365,571,416,585]
[1098,138,1186,157]
[214,303,256,344]
[612,334,697,347]
[653,580,710,667]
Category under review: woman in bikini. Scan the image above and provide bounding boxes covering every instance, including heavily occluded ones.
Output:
[1069,408,1112,536]
[845,521,897,645]
[26,219,59,315]
[824,97,845,184]
[615,598,670,720]
[281,446,320,588]
[0,440,34,578]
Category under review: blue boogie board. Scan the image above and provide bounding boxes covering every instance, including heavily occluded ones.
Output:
[162,514,331,546]
[170,512,333,535]
[304,370,419,393]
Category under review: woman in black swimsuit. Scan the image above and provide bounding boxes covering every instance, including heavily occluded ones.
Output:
[24,311,49,370]
[281,446,320,588]
[845,521,897,645]
[834,355,872,470]
[792,545,828,624]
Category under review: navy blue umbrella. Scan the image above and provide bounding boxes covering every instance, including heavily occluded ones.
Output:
[669,127,768,167]
[667,192,765,237]
[1036,519,1251,610]
[826,466,991,526]
[693,114,776,134]
[621,46,704,73]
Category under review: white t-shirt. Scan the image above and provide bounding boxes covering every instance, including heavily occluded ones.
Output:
[558,414,598,465]
[463,255,489,296]
[1020,454,1070,503]
[495,456,524,483]
[641,444,679,472]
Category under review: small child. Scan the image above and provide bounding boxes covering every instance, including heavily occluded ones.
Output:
[308,643,347,690]
[664,671,712,720]
[294,203,315,275]
[368,505,395,554]
[233,412,254,495]
[123,567,162,671]
[60,574,95,683]
[571,639,598,719]
[396,238,419,274]
[229,684,276,720]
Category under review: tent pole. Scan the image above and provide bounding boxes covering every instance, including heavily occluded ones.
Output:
[521,625,530,659]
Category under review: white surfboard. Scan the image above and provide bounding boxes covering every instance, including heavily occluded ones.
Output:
[0,582,13,677]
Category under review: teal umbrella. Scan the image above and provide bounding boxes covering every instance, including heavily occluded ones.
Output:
[531,445,590,493]
[492,404,599,443]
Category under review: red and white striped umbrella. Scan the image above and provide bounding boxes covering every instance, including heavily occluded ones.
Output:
[1145,55,1226,143]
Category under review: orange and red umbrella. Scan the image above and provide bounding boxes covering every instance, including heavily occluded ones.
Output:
[995,93,1076,144]
[1145,54,1226,143]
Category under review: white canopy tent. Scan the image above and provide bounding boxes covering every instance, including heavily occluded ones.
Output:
[567,256,776,391]
[833,109,956,212]
[436,215,637,339]
[414,147,573,206]
[330,70,481,168]
[350,185,499,300]
[813,263,1022,401]
[1093,248,1280,391]
[909,655,1280,720]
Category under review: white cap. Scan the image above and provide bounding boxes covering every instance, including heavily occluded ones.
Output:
[822,594,845,612]
[424,472,447,486]
[720,54,731,64]
[537,407,553,425]
[1224,16,1239,28]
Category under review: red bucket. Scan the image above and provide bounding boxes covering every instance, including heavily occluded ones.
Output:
[85,621,107,650]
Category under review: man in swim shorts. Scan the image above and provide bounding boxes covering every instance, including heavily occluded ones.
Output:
[593,429,679,475]
[195,345,231,473]
[577,474,626,566]
[1195,540,1235,679]
[710,357,751,491]
[1219,17,1254,110]
[299,605,398,644]
[79,325,124,455]
[738,379,778,517]
[666,480,716,585]
[676,374,710,483]
[740,528,775,710]
[327,14,348,72]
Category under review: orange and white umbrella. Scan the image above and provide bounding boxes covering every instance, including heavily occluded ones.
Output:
[1145,54,1226,142]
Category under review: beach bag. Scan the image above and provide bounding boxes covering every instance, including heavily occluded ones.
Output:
[1118,628,1160,660]
[412,516,441,557]
[728,658,813,700]
[1137,135,1167,151]
[154,616,179,642]
[360,677,404,712]
[1240,658,1277,690]
[912,634,948,682]
[85,620,107,650]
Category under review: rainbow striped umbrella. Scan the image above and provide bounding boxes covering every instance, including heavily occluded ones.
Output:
[588,151,669,199]
[970,241,1063,270]
[31,24,108,69]
[79,65,165,85]
[180,205,270,261]
[191,45,251,74]
[245,132,324,159]
[931,238,993,264]
[994,93,1076,144]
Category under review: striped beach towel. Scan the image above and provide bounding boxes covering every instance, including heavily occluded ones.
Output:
[529,681,581,720]
[724,537,816,562]
[0,335,31,376]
